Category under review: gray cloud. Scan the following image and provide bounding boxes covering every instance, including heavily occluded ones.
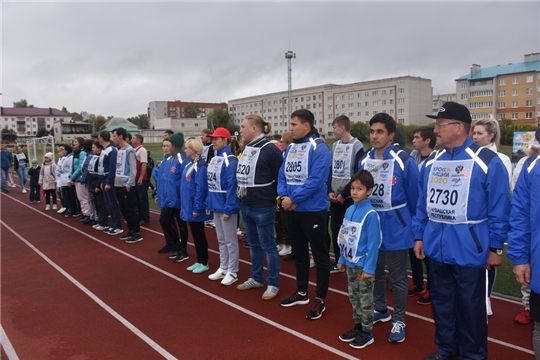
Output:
[2,1,538,117]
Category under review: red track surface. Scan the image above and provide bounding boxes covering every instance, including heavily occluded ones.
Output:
[0,188,535,359]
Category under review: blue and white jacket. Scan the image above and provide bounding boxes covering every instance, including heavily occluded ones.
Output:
[157,150,186,209]
[338,199,382,274]
[508,153,540,293]
[277,130,331,212]
[180,157,211,223]
[412,137,511,268]
[206,145,239,216]
[98,144,117,186]
[359,145,419,251]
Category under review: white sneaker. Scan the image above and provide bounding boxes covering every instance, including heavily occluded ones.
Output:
[279,245,292,256]
[45,204,51,211]
[262,285,279,300]
[487,298,493,316]
[221,272,238,286]
[237,228,243,236]
[94,225,108,231]
[310,257,316,268]
[208,269,227,281]
[277,244,284,252]
[22,189,27,193]
[52,204,58,210]
[57,207,66,214]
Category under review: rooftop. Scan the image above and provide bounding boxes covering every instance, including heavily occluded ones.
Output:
[0,107,71,117]
[455,60,540,81]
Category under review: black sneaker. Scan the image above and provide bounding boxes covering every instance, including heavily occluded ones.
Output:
[330,261,345,274]
[126,233,143,244]
[280,292,310,307]
[243,243,250,249]
[424,352,460,360]
[168,251,179,259]
[350,331,374,349]
[339,327,361,342]
[408,284,426,297]
[417,290,432,305]
[306,298,326,320]
[158,245,174,254]
[173,253,190,263]
[119,232,134,241]
[283,253,295,261]
[64,211,73,218]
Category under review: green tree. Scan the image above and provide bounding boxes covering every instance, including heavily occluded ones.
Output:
[1,127,17,142]
[226,123,240,137]
[350,121,370,142]
[87,115,107,132]
[184,103,199,118]
[36,128,50,137]
[207,108,230,129]
[499,119,538,146]
[13,99,34,108]
[127,114,149,129]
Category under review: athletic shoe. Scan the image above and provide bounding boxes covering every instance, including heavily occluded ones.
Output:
[173,253,189,263]
[192,263,209,274]
[35,201,40,204]
[52,204,58,210]
[1,189,8,193]
[29,200,34,204]
[309,257,316,268]
[57,207,66,214]
[208,269,227,281]
[261,285,279,300]
[417,290,432,305]
[388,320,405,343]
[350,331,374,349]
[306,298,326,320]
[119,232,134,241]
[126,233,143,244]
[204,220,215,228]
[221,272,238,286]
[236,278,264,291]
[94,225,108,231]
[22,189,27,193]
[72,213,82,218]
[168,251,179,259]
[45,204,51,211]
[280,292,309,307]
[277,244,283,252]
[64,211,73,218]
[487,298,493,316]
[139,220,150,225]
[279,245,292,256]
[158,245,174,254]
[373,308,392,323]
[408,284,426,297]
[339,327,360,342]
[105,228,123,236]
[284,253,295,261]
[237,228,243,236]
[243,243,250,249]
[424,352,460,360]
[515,309,531,324]
[187,262,201,271]
[9,183,16,188]
[77,216,89,222]
[330,261,345,273]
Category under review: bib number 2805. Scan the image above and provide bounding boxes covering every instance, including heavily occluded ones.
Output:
[286,161,302,172]
[429,188,458,206]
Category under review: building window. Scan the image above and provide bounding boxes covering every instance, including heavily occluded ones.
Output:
[512,89,519,96]
[357,93,361,98]
[512,101,519,108]
[365,102,369,107]
[398,98,405,104]
[306,96,310,101]
[382,90,387,95]
[365,111,369,116]
[382,100,386,105]
[498,79,506,86]
[512,77,519,84]
[398,108,405,114]
[327,114,332,120]
[398,119,405,124]
[341,95,345,100]
[349,103,354,108]
[327,105,332,110]
[389,89,394,95]
[335,95,339,101]
[526,75,533,83]
[372,91,378,96]
[526,88,533,95]
[498,90,506,97]
[372,111,378,115]
[389,99,394,105]
[525,112,533,119]
[341,104,346,109]
[512,113,519,120]
[498,114,505,120]
[461,94,468,100]
[461,82,469,89]
[306,104,310,109]
[389,109,394,114]
[498,102,505,108]
[398,88,405,94]
[348,94,354,100]
[357,102,362,108]
[365,92,369,97]
[357,112,362,116]
[526,100,533,107]
[372,101,378,106]
[349,112,354,117]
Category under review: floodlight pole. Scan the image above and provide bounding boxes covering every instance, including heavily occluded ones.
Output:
[285,50,296,119]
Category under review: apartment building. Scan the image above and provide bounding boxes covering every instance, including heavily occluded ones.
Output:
[0,107,71,139]
[455,53,540,124]
[148,100,227,129]
[432,93,457,115]
[228,76,433,137]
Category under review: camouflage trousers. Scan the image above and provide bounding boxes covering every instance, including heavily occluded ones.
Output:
[347,265,374,333]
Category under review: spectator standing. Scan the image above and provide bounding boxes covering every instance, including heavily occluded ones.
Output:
[132,134,150,225]
[56,145,77,217]
[13,146,29,193]
[201,128,215,163]
[70,137,89,222]
[80,140,99,226]
[1,143,12,193]
[276,132,293,259]
[27,159,41,203]
[413,102,510,360]
[39,152,57,210]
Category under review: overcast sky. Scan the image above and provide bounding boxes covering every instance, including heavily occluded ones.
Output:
[2,1,539,118]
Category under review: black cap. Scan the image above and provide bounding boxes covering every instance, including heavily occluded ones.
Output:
[427,102,472,124]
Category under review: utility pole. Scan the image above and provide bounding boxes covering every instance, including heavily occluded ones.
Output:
[285,50,296,119]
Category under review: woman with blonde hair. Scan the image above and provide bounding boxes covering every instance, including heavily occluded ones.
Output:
[181,138,211,274]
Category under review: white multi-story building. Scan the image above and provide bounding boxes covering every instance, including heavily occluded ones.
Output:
[228,76,433,137]
[0,107,72,139]
[432,93,457,115]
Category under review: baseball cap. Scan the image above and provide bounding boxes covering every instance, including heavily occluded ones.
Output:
[207,127,231,140]
[427,102,472,124]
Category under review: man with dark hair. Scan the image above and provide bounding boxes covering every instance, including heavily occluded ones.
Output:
[408,125,437,305]
[163,130,174,141]
[359,113,419,343]
[328,115,365,273]
[132,134,150,225]
[413,102,510,360]
[97,131,123,235]
[1,143,13,193]
[278,109,331,320]
[112,128,142,243]
[201,128,215,162]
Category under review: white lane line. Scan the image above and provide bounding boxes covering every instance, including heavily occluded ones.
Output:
[1,222,178,360]
[1,198,359,360]
[4,194,534,356]
[0,325,20,360]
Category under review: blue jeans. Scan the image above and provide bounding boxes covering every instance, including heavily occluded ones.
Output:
[241,205,280,287]
[102,183,122,229]
[16,167,28,188]
[135,180,150,223]
[1,167,9,190]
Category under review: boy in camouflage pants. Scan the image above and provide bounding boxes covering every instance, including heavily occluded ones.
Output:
[336,170,381,349]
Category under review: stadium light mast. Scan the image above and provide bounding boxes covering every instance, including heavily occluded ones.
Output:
[285,50,296,119]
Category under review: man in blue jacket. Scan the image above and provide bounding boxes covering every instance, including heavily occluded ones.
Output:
[359,113,419,343]
[98,131,123,235]
[1,143,13,193]
[413,102,510,360]
[278,109,331,320]
[508,129,540,358]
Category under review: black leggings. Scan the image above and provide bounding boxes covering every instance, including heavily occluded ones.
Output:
[159,207,188,252]
[45,189,57,205]
[188,222,208,265]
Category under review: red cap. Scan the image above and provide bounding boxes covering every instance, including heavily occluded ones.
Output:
[207,127,231,140]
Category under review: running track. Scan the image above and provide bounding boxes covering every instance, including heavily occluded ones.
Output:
[0,188,535,359]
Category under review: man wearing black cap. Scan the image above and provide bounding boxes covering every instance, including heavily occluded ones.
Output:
[413,102,510,360]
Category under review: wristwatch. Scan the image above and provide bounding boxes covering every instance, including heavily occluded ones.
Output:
[489,248,503,256]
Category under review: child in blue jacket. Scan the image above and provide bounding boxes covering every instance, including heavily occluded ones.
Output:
[337,170,381,350]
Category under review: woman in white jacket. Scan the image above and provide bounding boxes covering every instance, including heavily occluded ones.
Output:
[39,152,57,210]
[55,144,74,215]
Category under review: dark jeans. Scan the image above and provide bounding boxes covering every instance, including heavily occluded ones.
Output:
[66,185,79,214]
[29,184,40,202]
[409,249,431,291]
[135,180,150,223]
[92,189,109,226]
[103,184,122,229]
[44,189,57,205]
[188,221,208,265]
[285,210,330,299]
[160,207,181,249]
[115,187,140,233]
[330,199,353,263]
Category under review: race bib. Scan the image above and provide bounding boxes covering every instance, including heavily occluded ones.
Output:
[364,158,394,210]
[115,149,127,177]
[208,156,224,192]
[332,143,354,180]
[237,146,261,187]
[284,143,311,185]
[337,210,377,263]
